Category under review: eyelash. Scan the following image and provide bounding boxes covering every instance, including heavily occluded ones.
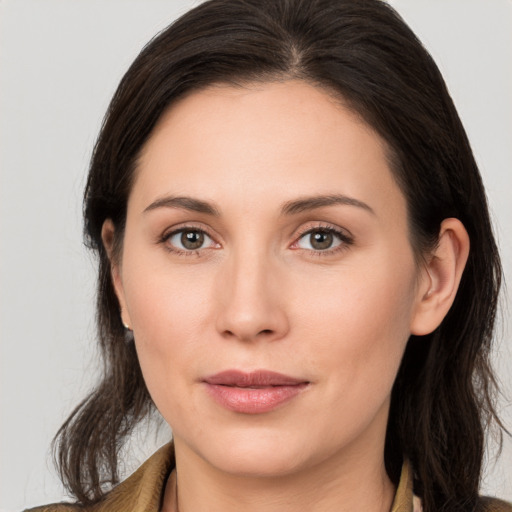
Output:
[159,223,217,257]
[291,224,354,257]
[159,223,354,258]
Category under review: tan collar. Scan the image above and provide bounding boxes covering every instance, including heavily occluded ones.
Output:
[391,458,420,512]
[87,443,175,512]
[92,443,417,512]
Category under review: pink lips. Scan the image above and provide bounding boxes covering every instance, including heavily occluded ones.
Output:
[203,370,309,414]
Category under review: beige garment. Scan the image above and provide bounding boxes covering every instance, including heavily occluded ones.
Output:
[26,443,511,512]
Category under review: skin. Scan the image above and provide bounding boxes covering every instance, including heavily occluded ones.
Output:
[103,80,469,512]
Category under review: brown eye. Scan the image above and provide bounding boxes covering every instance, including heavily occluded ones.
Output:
[296,228,344,251]
[181,230,204,250]
[167,229,213,251]
[310,231,333,250]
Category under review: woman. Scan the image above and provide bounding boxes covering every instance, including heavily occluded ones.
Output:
[27,0,510,511]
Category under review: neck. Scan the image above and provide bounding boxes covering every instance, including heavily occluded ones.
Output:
[163,435,395,512]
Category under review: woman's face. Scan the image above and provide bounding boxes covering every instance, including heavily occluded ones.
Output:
[110,81,430,477]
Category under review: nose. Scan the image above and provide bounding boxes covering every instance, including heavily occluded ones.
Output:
[214,250,290,343]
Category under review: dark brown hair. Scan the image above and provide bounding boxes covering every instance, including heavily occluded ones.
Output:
[53,1,505,510]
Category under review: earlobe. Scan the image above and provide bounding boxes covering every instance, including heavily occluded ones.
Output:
[410,218,470,336]
[101,219,132,329]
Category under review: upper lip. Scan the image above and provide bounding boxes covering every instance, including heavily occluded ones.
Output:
[203,370,308,387]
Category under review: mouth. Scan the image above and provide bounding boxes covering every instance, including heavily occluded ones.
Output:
[202,370,310,414]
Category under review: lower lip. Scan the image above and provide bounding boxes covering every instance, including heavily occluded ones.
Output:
[204,383,308,414]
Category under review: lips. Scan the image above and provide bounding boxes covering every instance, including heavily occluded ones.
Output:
[203,370,309,414]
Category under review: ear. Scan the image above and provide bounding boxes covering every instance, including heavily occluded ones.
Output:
[410,218,470,336]
[101,219,132,330]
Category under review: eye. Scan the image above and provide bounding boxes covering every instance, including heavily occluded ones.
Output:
[294,227,351,252]
[166,228,216,252]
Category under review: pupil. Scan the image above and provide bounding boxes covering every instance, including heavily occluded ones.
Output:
[311,231,333,250]
[181,231,204,250]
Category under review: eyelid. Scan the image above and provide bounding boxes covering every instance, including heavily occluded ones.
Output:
[290,223,354,255]
[159,223,221,255]
[161,222,213,239]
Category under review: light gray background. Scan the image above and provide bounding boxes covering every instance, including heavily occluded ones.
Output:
[1,1,511,510]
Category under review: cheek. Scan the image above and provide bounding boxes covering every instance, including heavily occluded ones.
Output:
[119,245,217,396]
[125,271,214,428]
[127,271,211,355]
[298,254,417,410]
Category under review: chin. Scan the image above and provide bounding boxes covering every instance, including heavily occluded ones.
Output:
[190,427,327,478]
[212,448,308,478]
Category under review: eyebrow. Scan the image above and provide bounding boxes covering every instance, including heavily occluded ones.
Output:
[143,193,374,216]
[143,196,220,216]
[280,194,375,216]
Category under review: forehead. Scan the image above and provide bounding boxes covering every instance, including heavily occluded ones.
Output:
[133,80,405,222]
[140,80,379,164]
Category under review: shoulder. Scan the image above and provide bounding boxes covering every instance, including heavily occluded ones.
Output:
[24,443,175,512]
[480,496,512,512]
[24,505,81,512]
